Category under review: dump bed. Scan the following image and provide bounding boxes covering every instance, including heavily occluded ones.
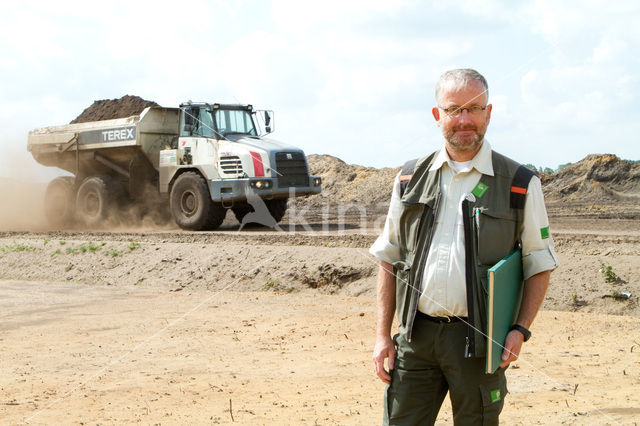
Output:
[28,107,179,175]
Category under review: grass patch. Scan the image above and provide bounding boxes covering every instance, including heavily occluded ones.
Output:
[1,242,38,254]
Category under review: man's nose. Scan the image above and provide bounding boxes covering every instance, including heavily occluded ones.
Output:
[457,109,474,123]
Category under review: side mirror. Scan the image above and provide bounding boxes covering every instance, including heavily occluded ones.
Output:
[263,111,273,134]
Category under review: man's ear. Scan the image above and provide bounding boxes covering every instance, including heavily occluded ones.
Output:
[486,104,492,124]
[432,107,440,123]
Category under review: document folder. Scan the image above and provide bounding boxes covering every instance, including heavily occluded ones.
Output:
[486,249,523,374]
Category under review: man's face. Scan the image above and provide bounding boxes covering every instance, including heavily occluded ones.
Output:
[432,81,492,157]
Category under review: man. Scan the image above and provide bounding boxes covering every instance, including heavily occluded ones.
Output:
[370,69,558,425]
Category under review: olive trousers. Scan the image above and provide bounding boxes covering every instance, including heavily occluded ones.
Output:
[383,315,508,425]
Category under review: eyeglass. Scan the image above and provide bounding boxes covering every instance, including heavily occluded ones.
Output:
[439,105,487,117]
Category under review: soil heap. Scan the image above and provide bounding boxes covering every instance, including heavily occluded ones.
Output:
[70,95,159,124]
[542,154,640,203]
[305,154,400,212]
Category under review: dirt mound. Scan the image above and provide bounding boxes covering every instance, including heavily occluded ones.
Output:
[70,95,160,124]
[305,154,400,211]
[542,154,640,203]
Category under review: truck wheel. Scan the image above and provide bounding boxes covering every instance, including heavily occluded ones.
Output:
[265,198,288,223]
[75,176,117,226]
[44,176,75,227]
[170,172,225,230]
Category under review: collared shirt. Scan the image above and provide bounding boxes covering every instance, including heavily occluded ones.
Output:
[370,140,559,317]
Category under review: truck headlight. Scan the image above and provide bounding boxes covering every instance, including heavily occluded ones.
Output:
[313,177,322,186]
[250,180,272,189]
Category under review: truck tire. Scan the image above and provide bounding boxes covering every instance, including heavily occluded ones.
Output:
[44,176,75,227]
[75,176,117,227]
[265,198,288,223]
[170,172,225,230]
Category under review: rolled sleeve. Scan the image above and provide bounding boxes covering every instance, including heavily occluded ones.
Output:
[369,173,403,264]
[521,175,559,280]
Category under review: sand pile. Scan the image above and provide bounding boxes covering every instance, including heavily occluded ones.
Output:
[305,154,400,211]
[542,154,640,203]
[70,95,159,124]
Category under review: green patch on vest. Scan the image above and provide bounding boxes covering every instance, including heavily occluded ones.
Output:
[490,389,501,403]
[472,181,489,198]
[540,226,550,240]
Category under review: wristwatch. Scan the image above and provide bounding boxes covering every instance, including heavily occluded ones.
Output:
[510,324,531,342]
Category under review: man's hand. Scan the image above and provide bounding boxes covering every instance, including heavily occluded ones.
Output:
[500,329,524,368]
[373,335,396,384]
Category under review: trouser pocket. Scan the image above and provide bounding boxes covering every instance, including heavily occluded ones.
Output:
[479,380,509,426]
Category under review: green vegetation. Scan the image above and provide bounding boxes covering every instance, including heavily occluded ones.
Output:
[556,162,573,171]
[262,277,280,290]
[128,241,140,251]
[599,262,629,300]
[0,242,38,253]
[104,248,121,257]
[599,262,618,284]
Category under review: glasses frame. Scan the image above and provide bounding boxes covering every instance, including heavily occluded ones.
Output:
[439,105,488,117]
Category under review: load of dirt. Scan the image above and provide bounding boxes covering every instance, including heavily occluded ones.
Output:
[305,154,400,212]
[542,154,640,203]
[70,95,160,124]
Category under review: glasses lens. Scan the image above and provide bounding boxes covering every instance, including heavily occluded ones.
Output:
[446,107,461,116]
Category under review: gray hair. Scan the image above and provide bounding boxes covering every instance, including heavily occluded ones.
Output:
[435,69,489,105]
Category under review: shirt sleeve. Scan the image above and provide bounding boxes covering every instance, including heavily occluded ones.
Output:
[521,175,559,280]
[369,172,404,264]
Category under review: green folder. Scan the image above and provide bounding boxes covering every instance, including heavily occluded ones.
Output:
[486,249,523,374]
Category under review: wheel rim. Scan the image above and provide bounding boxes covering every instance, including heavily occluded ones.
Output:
[83,191,100,217]
[180,190,198,217]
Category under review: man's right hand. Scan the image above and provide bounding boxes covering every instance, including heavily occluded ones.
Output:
[373,335,396,384]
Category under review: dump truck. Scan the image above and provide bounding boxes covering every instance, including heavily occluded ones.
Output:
[28,102,322,230]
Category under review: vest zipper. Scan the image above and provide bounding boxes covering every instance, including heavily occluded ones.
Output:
[462,194,476,358]
[407,193,442,342]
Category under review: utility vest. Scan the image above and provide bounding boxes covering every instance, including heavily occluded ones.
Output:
[393,150,535,358]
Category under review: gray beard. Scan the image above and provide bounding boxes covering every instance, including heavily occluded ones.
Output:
[445,130,484,152]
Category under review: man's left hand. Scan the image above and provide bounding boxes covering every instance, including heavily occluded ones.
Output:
[500,330,524,368]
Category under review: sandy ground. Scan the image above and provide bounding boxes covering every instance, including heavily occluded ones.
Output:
[1,280,639,425]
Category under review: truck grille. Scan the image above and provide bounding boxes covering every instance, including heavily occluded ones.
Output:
[275,152,308,187]
[220,155,243,175]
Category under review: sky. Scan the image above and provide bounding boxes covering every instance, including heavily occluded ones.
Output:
[1,0,639,182]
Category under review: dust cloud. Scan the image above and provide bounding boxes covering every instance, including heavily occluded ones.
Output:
[0,147,58,232]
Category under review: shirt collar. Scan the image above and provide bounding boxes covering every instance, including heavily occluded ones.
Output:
[429,139,494,176]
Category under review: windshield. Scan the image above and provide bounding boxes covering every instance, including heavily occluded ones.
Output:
[215,109,257,136]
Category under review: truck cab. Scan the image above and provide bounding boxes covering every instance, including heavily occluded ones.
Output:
[159,102,322,229]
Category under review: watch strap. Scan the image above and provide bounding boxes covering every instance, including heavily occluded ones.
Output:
[510,324,531,342]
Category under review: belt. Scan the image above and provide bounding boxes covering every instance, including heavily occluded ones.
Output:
[416,311,467,323]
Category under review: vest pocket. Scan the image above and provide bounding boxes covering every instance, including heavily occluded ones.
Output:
[476,209,517,266]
